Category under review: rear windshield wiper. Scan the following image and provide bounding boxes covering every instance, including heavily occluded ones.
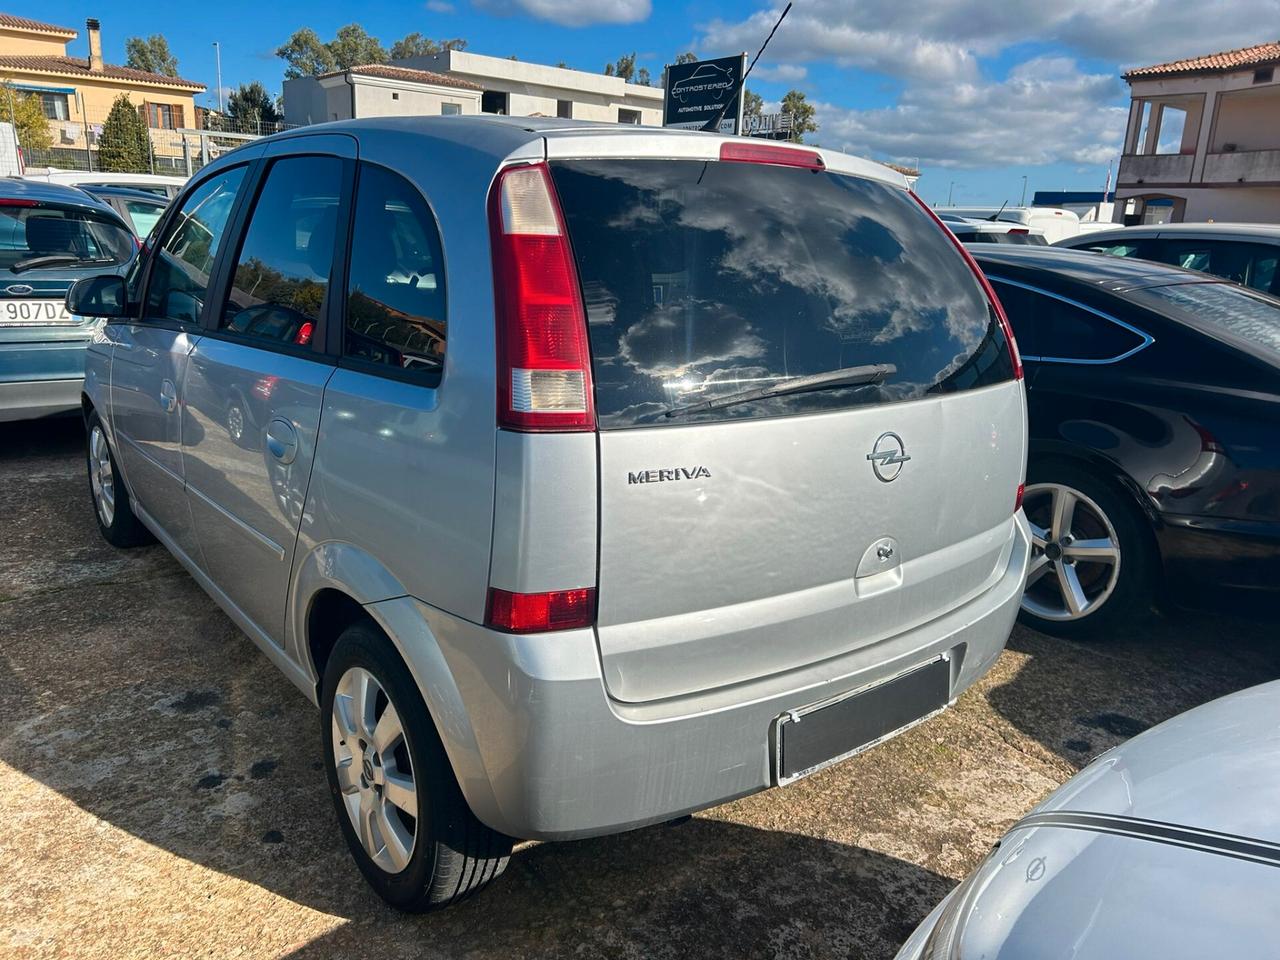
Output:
[10,255,115,274]
[662,363,897,420]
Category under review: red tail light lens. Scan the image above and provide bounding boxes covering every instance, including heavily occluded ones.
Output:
[1015,482,1025,513]
[719,141,825,171]
[910,191,1023,381]
[488,163,595,432]
[485,587,596,633]
[0,198,39,207]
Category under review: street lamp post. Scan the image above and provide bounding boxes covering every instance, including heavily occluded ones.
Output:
[213,41,223,113]
[1020,175,1028,207]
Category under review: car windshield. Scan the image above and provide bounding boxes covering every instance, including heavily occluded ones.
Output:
[550,158,1014,429]
[0,202,134,272]
[1127,281,1280,357]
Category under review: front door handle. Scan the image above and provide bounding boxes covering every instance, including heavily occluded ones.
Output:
[159,379,177,413]
[265,417,299,464]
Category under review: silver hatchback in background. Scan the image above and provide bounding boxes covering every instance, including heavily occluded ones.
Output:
[72,117,1030,910]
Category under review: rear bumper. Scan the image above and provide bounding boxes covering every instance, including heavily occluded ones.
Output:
[0,377,83,422]
[371,512,1031,841]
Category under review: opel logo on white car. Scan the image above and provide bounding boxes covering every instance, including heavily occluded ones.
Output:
[867,432,910,482]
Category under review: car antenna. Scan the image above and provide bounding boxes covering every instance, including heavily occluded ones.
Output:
[986,200,1009,222]
[700,1,792,133]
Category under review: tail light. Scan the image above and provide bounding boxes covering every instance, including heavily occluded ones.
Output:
[488,162,595,432]
[485,587,596,633]
[0,198,39,207]
[1015,482,1025,513]
[910,192,1023,381]
[720,141,825,171]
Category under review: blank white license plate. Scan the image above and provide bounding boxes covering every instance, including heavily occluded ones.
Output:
[0,299,76,326]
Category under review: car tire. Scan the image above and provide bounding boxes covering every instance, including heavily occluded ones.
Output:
[1017,461,1156,640]
[86,410,154,549]
[320,621,512,911]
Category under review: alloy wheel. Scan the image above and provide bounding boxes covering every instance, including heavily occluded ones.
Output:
[89,425,116,528]
[1021,482,1122,622]
[331,666,419,874]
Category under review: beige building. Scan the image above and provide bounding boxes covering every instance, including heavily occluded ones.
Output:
[0,13,205,166]
[284,49,664,127]
[1116,40,1280,224]
[284,64,482,125]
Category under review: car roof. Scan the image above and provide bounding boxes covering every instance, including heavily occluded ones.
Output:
[80,184,170,204]
[0,175,121,215]
[235,115,909,190]
[1059,222,1280,245]
[25,169,188,187]
[969,244,1221,291]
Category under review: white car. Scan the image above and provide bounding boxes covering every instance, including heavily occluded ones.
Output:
[938,206,1082,244]
[22,169,187,200]
[941,216,1047,245]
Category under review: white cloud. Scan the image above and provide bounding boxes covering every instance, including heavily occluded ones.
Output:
[814,57,1128,169]
[750,63,807,83]
[472,0,650,27]
[425,0,455,12]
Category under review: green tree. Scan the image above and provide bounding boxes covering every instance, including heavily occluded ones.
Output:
[743,89,763,117]
[125,34,179,77]
[97,94,152,173]
[328,24,387,69]
[674,52,698,64]
[277,27,338,79]
[227,81,281,128]
[0,86,52,152]
[389,33,466,59]
[781,89,817,142]
[636,66,651,86]
[604,52,636,81]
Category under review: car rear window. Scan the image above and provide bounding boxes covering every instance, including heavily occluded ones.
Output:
[549,159,1014,429]
[1126,281,1280,358]
[0,202,134,273]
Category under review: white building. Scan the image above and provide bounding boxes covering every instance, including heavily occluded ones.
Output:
[283,50,664,127]
[1116,41,1280,224]
[283,64,482,125]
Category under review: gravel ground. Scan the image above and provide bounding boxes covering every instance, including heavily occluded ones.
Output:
[2,417,1276,960]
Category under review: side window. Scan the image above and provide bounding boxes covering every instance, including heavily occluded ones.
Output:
[1241,244,1279,295]
[989,280,1041,357]
[143,166,246,325]
[342,164,446,379]
[219,155,343,348]
[1082,241,1145,258]
[1040,298,1145,361]
[1157,240,1215,276]
[124,199,164,240]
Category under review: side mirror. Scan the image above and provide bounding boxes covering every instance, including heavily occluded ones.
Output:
[67,275,128,319]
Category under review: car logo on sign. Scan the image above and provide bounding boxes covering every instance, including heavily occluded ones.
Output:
[867,432,910,482]
[5,284,33,296]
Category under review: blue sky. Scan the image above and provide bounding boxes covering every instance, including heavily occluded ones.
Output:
[36,0,1276,204]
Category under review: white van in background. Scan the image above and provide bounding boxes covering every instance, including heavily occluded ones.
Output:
[938,206,1087,244]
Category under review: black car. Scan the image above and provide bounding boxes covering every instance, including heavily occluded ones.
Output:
[969,246,1280,636]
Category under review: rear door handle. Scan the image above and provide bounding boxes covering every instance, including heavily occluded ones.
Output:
[265,417,298,464]
[159,379,177,413]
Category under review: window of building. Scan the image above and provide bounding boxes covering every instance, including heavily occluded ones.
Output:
[39,92,69,121]
[144,102,185,130]
[441,102,461,116]
[557,99,572,119]
[218,155,343,348]
[391,91,400,101]
[144,167,246,326]
[1254,67,1275,84]
[618,108,641,125]
[1133,100,1153,153]
[482,91,508,115]
[1155,104,1188,155]
[343,163,447,379]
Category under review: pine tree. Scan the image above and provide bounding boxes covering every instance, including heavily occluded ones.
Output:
[98,95,152,173]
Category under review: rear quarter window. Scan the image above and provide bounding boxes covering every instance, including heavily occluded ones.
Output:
[550,159,1013,428]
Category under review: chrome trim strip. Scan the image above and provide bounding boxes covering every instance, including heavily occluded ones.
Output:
[1012,811,1280,868]
[184,481,287,562]
[987,275,1155,365]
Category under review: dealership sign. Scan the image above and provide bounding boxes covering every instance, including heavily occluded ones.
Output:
[663,54,747,135]
[743,112,793,138]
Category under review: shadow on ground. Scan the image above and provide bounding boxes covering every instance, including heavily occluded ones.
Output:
[989,611,1280,770]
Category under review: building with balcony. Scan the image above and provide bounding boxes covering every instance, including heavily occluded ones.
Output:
[0,14,205,168]
[1116,40,1280,224]
[283,49,663,127]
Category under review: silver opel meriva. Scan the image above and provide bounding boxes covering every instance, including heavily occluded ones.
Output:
[72,116,1030,910]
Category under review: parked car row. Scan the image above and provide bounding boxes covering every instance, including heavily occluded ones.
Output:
[3,120,1277,928]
